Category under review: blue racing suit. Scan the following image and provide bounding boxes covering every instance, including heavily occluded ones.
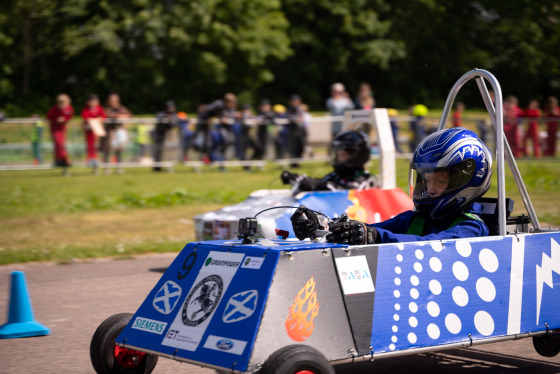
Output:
[369,204,488,243]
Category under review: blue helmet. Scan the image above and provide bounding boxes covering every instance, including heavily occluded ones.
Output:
[408,127,492,220]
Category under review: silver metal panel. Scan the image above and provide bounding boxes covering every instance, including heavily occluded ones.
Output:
[248,248,355,371]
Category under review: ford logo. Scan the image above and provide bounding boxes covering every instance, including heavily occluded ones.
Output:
[216,339,234,350]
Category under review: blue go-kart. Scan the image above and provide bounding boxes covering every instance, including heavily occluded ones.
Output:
[90,70,560,374]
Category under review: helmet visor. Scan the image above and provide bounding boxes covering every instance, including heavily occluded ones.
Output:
[409,158,477,202]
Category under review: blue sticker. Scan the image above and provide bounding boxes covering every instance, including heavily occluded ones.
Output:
[372,237,513,352]
[153,280,182,315]
[223,290,258,323]
[115,242,281,372]
[519,235,560,332]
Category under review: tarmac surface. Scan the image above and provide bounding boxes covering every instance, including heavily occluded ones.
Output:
[1,254,560,374]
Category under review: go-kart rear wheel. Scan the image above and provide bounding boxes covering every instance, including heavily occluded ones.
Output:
[261,345,334,374]
[90,313,158,374]
[533,334,560,357]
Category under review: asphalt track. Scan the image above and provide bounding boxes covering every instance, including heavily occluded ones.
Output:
[1,254,559,374]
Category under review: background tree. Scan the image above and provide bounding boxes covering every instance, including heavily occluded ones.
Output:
[0,0,559,115]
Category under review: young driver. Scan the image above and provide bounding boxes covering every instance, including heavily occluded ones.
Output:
[281,130,377,192]
[291,127,492,243]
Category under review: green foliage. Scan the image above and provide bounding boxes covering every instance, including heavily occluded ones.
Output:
[65,188,239,211]
[0,159,559,265]
[0,0,559,114]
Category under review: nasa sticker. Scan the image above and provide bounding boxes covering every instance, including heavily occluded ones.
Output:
[181,275,224,327]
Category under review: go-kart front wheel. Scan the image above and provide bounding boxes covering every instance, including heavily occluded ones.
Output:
[90,313,158,374]
[261,345,335,374]
[533,334,560,357]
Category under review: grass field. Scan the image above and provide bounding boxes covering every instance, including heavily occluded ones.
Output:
[0,158,559,265]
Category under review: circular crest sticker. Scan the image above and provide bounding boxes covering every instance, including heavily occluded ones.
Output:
[182,274,224,326]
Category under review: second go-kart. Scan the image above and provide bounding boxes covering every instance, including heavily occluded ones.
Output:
[194,107,413,241]
[91,69,560,374]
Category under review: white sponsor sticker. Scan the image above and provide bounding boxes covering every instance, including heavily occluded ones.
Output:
[222,290,258,323]
[203,335,247,355]
[161,251,244,351]
[131,317,167,335]
[241,256,264,270]
[335,255,375,295]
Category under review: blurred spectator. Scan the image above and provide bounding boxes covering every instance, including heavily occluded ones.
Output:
[387,108,403,153]
[477,119,489,144]
[46,93,74,167]
[504,95,522,157]
[326,83,354,141]
[239,104,259,164]
[360,96,375,110]
[102,93,131,170]
[409,104,428,151]
[81,94,105,167]
[177,111,192,161]
[153,101,178,171]
[452,102,465,127]
[0,109,5,121]
[273,104,289,159]
[544,96,560,157]
[30,114,44,164]
[255,99,275,160]
[489,90,496,104]
[132,122,151,161]
[111,126,129,173]
[198,93,240,162]
[192,104,211,163]
[354,82,375,109]
[287,94,305,165]
[522,100,541,157]
[300,103,313,157]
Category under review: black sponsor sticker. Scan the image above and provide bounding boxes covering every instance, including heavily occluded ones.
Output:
[181,274,224,327]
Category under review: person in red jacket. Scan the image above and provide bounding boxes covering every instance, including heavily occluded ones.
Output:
[452,102,465,127]
[544,96,560,157]
[503,95,522,157]
[522,99,541,157]
[81,94,106,166]
[46,93,74,167]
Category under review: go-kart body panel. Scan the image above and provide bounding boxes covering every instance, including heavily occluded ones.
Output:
[116,232,560,372]
[114,240,345,372]
[194,188,413,240]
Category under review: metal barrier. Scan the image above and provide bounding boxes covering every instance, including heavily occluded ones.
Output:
[0,113,556,171]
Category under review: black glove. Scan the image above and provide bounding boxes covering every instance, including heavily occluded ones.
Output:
[298,177,326,191]
[281,170,299,184]
[326,220,378,245]
[290,205,323,240]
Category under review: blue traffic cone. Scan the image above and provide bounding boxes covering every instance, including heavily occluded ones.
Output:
[0,271,50,339]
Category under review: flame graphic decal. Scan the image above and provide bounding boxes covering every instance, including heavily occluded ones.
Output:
[285,276,320,342]
[346,190,368,221]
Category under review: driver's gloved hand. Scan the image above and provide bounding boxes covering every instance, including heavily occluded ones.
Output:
[298,177,324,191]
[281,170,299,184]
[290,205,323,240]
[326,220,378,245]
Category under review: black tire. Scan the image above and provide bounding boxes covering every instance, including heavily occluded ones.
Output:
[90,313,158,374]
[533,335,560,357]
[261,345,335,374]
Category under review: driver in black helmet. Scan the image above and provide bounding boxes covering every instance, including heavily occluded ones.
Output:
[280,130,377,192]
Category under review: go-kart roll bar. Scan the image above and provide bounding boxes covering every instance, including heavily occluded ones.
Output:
[475,76,541,232]
[436,68,540,236]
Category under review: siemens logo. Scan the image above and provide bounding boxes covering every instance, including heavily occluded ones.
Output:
[131,317,167,335]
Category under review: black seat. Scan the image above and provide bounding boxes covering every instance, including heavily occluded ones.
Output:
[473,197,514,236]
